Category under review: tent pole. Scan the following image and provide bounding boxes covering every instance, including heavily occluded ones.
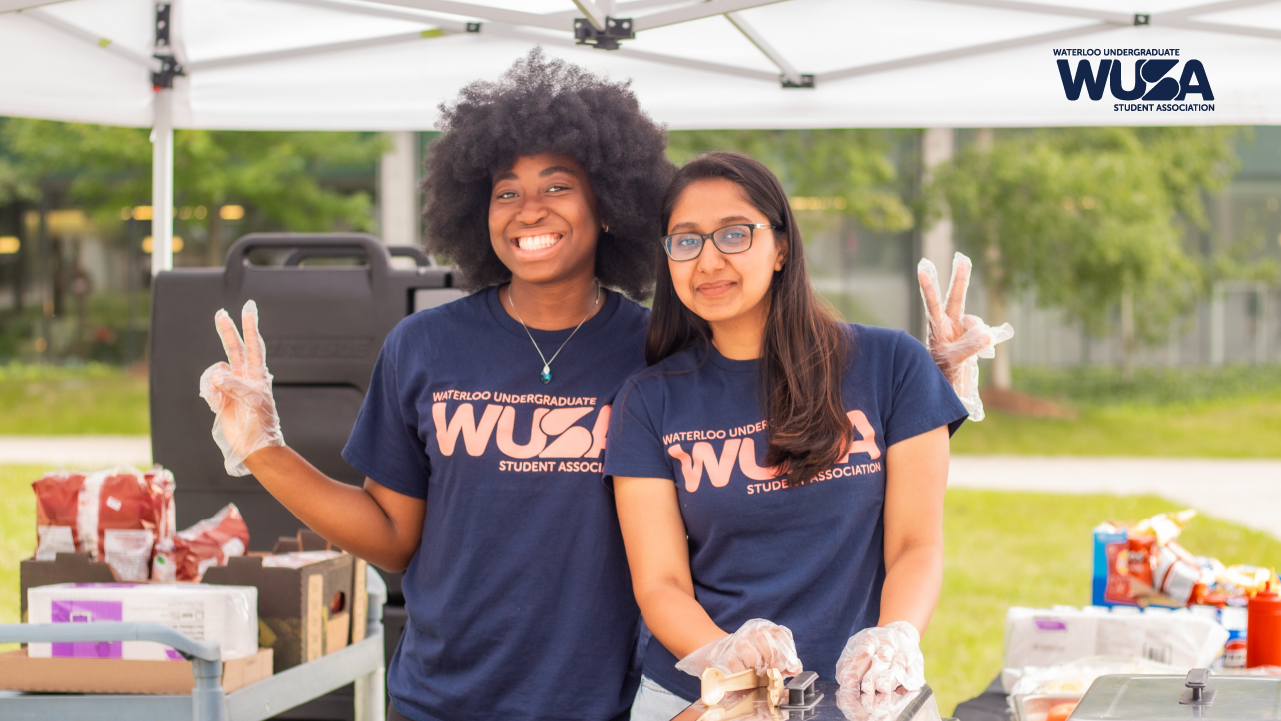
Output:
[151,88,174,275]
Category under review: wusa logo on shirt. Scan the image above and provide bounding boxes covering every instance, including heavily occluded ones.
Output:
[1054,48,1214,113]
[431,390,610,474]
[665,410,883,495]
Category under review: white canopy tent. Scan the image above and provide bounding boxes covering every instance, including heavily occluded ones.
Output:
[2,0,1279,271]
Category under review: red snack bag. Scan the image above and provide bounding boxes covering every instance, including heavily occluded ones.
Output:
[172,504,250,581]
[31,466,177,582]
[31,471,87,560]
[94,468,176,581]
[75,467,171,580]
[1126,534,1157,588]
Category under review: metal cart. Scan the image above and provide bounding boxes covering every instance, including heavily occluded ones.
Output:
[0,577,387,721]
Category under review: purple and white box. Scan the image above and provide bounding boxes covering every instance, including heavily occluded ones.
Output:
[1001,605,1228,692]
[27,582,258,661]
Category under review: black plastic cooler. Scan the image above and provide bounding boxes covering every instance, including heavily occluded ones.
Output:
[149,233,463,719]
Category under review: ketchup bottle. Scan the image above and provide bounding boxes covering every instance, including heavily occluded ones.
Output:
[1248,581,1281,667]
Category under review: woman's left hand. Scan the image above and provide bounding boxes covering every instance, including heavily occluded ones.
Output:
[917,252,1014,420]
[835,621,925,696]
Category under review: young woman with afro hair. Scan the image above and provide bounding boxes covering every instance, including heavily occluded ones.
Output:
[201,50,672,721]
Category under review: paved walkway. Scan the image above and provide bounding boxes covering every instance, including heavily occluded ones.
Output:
[0,435,152,468]
[950,455,1281,540]
[1,437,1277,537]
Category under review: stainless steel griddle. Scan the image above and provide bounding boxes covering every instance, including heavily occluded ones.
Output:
[1070,671,1281,721]
[670,680,951,721]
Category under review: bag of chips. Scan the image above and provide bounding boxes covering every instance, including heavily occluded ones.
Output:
[32,471,87,560]
[31,466,176,581]
[168,503,250,581]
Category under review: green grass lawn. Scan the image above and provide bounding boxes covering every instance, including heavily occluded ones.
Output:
[0,363,148,435]
[953,365,1281,457]
[1,361,1278,454]
[1,464,42,652]
[5,463,1278,712]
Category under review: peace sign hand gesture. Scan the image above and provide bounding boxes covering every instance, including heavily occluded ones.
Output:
[198,300,285,476]
[917,252,1014,422]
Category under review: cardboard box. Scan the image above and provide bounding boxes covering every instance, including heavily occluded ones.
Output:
[27,583,259,661]
[0,647,272,694]
[20,549,360,674]
[19,552,116,622]
[203,552,355,672]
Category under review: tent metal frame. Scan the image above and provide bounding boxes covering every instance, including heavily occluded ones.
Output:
[4,0,1278,268]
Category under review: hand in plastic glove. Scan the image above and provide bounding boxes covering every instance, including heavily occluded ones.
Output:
[835,622,925,697]
[835,684,919,721]
[675,619,803,678]
[199,300,284,476]
[917,252,1014,421]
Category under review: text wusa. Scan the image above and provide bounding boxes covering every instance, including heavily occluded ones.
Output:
[433,402,609,470]
[667,410,882,494]
[1054,50,1214,113]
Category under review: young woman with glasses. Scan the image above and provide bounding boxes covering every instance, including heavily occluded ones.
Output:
[605,152,969,721]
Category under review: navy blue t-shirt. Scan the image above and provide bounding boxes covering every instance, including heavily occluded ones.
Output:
[603,324,967,702]
[343,286,649,721]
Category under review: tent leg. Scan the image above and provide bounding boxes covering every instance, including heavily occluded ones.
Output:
[151,88,175,275]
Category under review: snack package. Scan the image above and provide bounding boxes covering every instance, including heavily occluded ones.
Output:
[32,471,87,560]
[1092,510,1277,609]
[170,503,250,581]
[31,466,176,581]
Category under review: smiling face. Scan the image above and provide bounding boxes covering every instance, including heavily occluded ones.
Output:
[489,152,599,287]
[666,178,787,334]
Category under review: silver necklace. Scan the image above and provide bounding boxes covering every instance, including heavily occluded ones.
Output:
[508,281,600,384]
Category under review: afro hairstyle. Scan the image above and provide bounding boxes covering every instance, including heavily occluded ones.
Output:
[422,48,675,299]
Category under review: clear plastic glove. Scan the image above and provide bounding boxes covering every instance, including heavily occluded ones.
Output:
[198,300,284,476]
[917,252,1014,422]
[675,619,803,678]
[835,622,925,697]
[836,684,921,721]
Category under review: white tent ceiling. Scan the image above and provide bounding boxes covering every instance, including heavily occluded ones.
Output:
[3,0,1279,131]
[2,0,1279,268]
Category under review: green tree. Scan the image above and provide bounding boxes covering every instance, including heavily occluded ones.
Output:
[931,127,1238,384]
[0,155,36,205]
[2,119,386,264]
[667,129,914,233]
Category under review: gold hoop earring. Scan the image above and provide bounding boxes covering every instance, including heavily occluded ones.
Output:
[602,224,610,233]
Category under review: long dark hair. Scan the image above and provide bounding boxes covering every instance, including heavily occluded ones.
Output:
[647,152,851,488]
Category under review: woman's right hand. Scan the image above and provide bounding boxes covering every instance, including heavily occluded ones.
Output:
[199,300,285,476]
[674,618,803,677]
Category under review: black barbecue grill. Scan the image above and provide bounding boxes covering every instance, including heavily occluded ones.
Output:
[149,233,463,719]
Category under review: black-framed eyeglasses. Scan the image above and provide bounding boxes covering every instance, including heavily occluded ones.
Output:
[660,223,781,261]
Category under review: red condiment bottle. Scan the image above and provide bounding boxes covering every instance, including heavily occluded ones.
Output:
[1248,581,1281,667]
